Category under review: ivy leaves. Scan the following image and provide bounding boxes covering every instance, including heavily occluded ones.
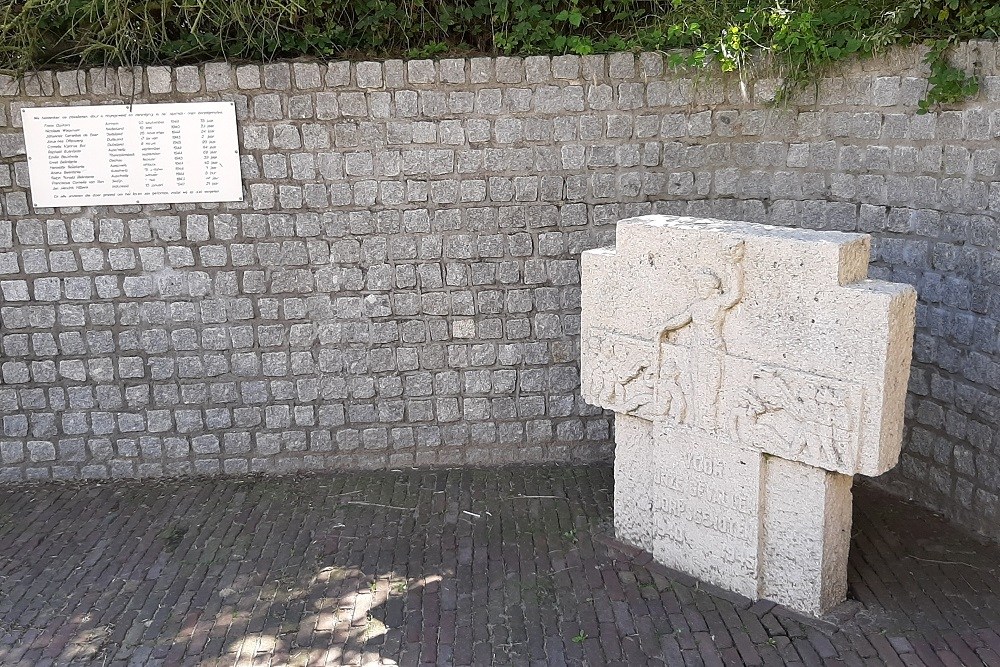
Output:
[919,38,980,113]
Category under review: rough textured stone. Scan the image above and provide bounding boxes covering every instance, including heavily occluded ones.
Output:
[582,215,916,615]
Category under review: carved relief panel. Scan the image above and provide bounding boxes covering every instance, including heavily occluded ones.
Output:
[722,360,864,474]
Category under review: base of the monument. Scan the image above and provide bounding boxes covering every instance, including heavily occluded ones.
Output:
[760,457,853,615]
[613,415,854,617]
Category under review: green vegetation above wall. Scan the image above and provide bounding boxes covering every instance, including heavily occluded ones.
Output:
[1,1,998,107]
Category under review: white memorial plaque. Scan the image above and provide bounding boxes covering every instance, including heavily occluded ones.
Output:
[21,102,243,207]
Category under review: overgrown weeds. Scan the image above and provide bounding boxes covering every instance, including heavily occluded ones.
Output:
[1,0,998,109]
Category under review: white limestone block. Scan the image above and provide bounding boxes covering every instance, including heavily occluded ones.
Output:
[581,215,916,616]
[613,415,655,552]
[760,458,853,616]
[648,422,762,600]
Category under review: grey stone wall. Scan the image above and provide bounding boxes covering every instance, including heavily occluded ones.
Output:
[1,44,999,538]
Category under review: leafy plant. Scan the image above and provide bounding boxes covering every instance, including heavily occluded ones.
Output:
[0,0,998,110]
[405,41,451,60]
[918,38,980,113]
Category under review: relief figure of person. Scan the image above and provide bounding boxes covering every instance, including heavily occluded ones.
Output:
[608,336,655,414]
[656,241,745,431]
[658,358,687,422]
[588,333,654,414]
[615,360,655,414]
[733,370,807,457]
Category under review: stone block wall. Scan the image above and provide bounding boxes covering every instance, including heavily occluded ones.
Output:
[0,44,999,539]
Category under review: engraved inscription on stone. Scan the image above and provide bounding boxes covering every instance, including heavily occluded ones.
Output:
[650,428,760,599]
[21,102,243,207]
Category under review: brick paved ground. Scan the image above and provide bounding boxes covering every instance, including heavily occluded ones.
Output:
[1,464,999,666]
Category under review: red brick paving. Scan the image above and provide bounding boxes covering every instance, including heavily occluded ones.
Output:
[0,464,998,665]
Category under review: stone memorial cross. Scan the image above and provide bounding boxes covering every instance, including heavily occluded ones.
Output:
[581,215,916,616]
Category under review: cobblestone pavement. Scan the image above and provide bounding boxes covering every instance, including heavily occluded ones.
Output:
[1,464,1000,666]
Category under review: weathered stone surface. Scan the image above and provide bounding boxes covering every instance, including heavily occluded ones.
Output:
[582,215,916,615]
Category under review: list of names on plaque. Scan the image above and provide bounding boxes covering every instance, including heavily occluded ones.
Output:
[21,102,243,207]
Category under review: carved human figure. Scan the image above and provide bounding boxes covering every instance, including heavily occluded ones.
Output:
[615,361,655,414]
[610,336,655,413]
[588,359,613,406]
[657,358,687,423]
[657,241,745,431]
[733,369,852,468]
[586,333,619,406]
[586,332,655,414]
[734,370,807,456]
